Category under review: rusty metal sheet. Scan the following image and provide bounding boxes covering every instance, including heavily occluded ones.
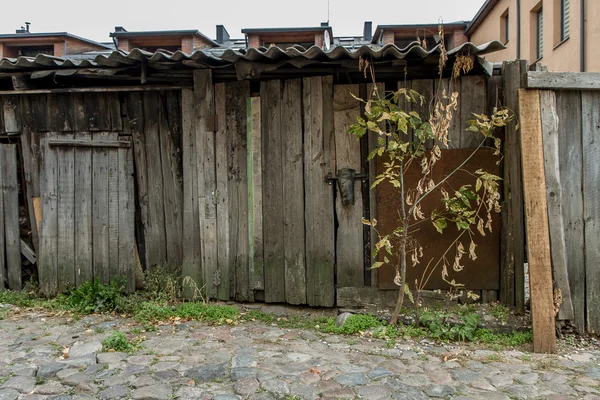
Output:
[377,148,501,291]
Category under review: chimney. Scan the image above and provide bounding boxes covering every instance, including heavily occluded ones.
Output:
[16,22,31,34]
[321,22,329,27]
[363,21,372,41]
[216,25,230,44]
[114,26,127,32]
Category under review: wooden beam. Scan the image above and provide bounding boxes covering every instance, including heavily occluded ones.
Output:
[48,139,132,148]
[527,72,600,90]
[518,88,557,354]
[0,85,189,95]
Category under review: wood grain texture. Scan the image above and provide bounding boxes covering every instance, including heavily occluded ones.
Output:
[460,76,487,148]
[540,90,574,322]
[181,89,203,296]
[108,141,120,283]
[248,96,264,292]
[92,131,110,284]
[261,79,285,303]
[74,132,93,286]
[1,145,21,289]
[0,145,4,288]
[435,78,461,149]
[3,95,21,134]
[582,91,600,334]
[226,81,251,301]
[39,132,58,295]
[556,90,585,332]
[282,79,306,305]
[527,72,600,90]
[334,84,363,288]
[47,93,74,132]
[118,141,136,292]
[215,84,230,300]
[518,88,557,353]
[303,76,335,307]
[56,133,76,291]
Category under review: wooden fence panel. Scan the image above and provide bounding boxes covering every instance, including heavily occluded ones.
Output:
[57,133,76,291]
[74,132,93,286]
[582,91,600,334]
[557,90,585,332]
[460,76,487,148]
[334,84,363,288]
[303,76,335,307]
[92,131,111,284]
[282,79,306,305]
[0,145,21,290]
[39,132,59,295]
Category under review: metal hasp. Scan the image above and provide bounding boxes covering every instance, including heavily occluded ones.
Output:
[326,168,367,205]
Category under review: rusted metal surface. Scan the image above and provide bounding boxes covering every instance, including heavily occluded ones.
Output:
[377,148,501,290]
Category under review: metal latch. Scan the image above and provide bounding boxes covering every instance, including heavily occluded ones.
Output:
[326,168,366,205]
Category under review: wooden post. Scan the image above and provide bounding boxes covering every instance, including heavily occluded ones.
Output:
[518,88,557,353]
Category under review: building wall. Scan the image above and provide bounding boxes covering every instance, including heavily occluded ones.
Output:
[469,0,598,71]
[64,37,107,55]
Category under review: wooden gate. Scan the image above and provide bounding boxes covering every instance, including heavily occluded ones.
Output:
[0,144,21,290]
[38,133,135,294]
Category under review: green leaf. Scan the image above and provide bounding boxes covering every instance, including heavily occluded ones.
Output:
[404,284,414,304]
[476,178,482,192]
[371,261,384,269]
[433,218,447,234]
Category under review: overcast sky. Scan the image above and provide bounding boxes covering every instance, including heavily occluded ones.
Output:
[1,0,486,43]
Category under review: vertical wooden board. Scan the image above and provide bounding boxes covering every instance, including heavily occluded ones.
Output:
[282,79,306,305]
[247,96,264,292]
[92,131,110,284]
[108,142,120,283]
[367,83,384,287]
[540,90,574,321]
[32,94,49,132]
[582,91,600,334]
[215,84,230,300]
[73,93,89,132]
[74,132,93,286]
[118,142,136,292]
[226,81,251,301]
[194,70,218,299]
[159,92,183,268]
[1,145,21,289]
[304,76,335,307]
[47,93,74,132]
[261,80,285,303]
[460,76,487,148]
[334,84,363,288]
[0,147,4,289]
[518,89,556,353]
[143,91,167,269]
[435,78,462,149]
[410,79,434,148]
[487,76,504,115]
[0,97,4,135]
[39,132,58,295]
[557,90,585,332]
[181,89,203,295]
[3,95,21,134]
[108,93,123,132]
[56,134,76,291]
[87,93,110,131]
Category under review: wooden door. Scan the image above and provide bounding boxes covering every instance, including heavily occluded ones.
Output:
[38,133,135,295]
[0,144,21,290]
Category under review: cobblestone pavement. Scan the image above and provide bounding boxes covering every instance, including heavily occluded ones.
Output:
[1,311,599,400]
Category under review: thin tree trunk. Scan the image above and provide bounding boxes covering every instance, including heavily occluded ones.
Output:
[391,222,408,325]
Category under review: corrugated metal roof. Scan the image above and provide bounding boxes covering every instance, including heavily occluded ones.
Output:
[0,41,504,79]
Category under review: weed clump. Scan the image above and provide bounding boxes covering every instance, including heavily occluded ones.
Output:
[102,331,135,352]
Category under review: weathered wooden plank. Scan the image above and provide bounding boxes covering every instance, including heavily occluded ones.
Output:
[0,145,5,288]
[247,96,264,292]
[143,91,167,269]
[460,76,487,148]
[118,140,136,292]
[39,132,58,295]
[501,60,527,310]
[557,90,585,332]
[303,76,335,307]
[540,90,574,322]
[20,239,36,265]
[72,93,88,132]
[261,80,285,303]
[0,86,190,96]
[281,79,306,305]
[194,70,218,299]
[92,131,110,284]
[56,133,75,291]
[47,93,74,132]
[226,81,251,301]
[32,94,49,132]
[181,89,203,296]
[74,132,93,286]
[108,93,123,132]
[108,144,120,283]
[3,95,20,134]
[582,91,600,334]
[518,88,557,354]
[334,84,363,288]
[159,92,183,269]
[435,78,461,149]
[87,93,110,131]
[48,139,132,148]
[527,72,600,90]
[1,145,21,289]
[215,83,230,301]
[0,98,4,135]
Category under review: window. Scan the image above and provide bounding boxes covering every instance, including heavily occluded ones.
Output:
[16,46,54,57]
[501,9,510,43]
[555,0,570,44]
[531,3,544,61]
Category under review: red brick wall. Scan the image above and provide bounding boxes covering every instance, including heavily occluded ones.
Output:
[53,42,65,57]
[315,32,325,48]
[248,34,260,48]
[64,37,106,55]
[192,36,214,50]
[383,31,395,45]
[118,38,131,52]
[181,36,193,53]
[451,29,468,49]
